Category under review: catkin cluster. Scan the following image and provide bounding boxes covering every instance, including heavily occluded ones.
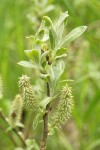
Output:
[9,94,23,127]
[51,84,74,127]
[18,75,38,112]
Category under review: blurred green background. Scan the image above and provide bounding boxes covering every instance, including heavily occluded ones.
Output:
[0,0,100,150]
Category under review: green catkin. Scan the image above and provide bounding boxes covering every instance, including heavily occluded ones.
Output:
[51,84,74,127]
[18,75,38,112]
[9,94,23,127]
[0,75,3,99]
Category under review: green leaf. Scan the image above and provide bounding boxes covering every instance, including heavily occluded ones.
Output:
[43,5,55,14]
[56,12,69,42]
[41,51,49,63]
[42,34,49,42]
[40,73,50,81]
[56,11,69,30]
[43,16,57,49]
[26,139,39,150]
[55,54,67,59]
[49,28,57,49]
[25,49,40,64]
[48,127,55,135]
[39,97,51,108]
[48,60,65,96]
[33,114,40,129]
[61,26,87,46]
[35,20,45,39]
[56,47,67,56]
[17,61,37,69]
[43,16,53,27]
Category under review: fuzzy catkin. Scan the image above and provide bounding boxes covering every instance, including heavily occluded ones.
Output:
[51,84,74,127]
[18,75,30,91]
[19,75,38,112]
[9,94,23,127]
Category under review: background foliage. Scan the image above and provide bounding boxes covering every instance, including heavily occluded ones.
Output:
[0,0,100,150]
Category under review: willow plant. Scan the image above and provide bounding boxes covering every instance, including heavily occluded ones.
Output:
[0,12,87,150]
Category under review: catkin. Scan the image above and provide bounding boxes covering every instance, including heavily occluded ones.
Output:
[9,94,23,127]
[19,75,38,112]
[51,84,74,127]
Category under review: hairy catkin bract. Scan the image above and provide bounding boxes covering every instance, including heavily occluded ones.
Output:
[9,94,23,127]
[19,75,39,112]
[51,84,74,127]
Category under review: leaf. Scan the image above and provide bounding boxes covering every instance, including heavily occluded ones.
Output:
[25,49,40,64]
[48,127,55,135]
[49,60,65,82]
[17,61,37,69]
[40,73,50,81]
[35,20,45,39]
[55,54,67,59]
[26,139,40,150]
[61,26,87,46]
[48,60,65,96]
[41,51,49,63]
[49,28,56,49]
[43,16,57,49]
[33,114,40,129]
[39,97,51,108]
[42,34,49,42]
[56,11,69,30]
[56,47,67,56]
[43,16,53,27]
[56,12,69,42]
[43,5,55,14]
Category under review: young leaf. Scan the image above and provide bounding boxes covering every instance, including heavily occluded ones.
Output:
[33,114,40,129]
[49,28,56,49]
[43,5,55,14]
[39,97,51,108]
[48,60,65,96]
[35,20,45,39]
[61,26,87,46]
[56,12,69,42]
[56,47,67,56]
[41,51,49,63]
[43,16,53,27]
[55,54,67,59]
[43,16,57,49]
[56,11,69,30]
[25,49,40,64]
[17,61,37,69]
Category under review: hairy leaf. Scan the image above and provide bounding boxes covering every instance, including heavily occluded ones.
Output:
[17,61,37,69]
[61,26,87,46]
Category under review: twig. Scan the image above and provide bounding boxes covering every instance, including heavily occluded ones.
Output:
[0,124,17,146]
[0,111,26,147]
[40,82,51,150]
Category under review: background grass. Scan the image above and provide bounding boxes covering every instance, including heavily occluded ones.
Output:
[0,0,100,149]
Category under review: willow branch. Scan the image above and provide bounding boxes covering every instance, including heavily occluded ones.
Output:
[40,82,51,150]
